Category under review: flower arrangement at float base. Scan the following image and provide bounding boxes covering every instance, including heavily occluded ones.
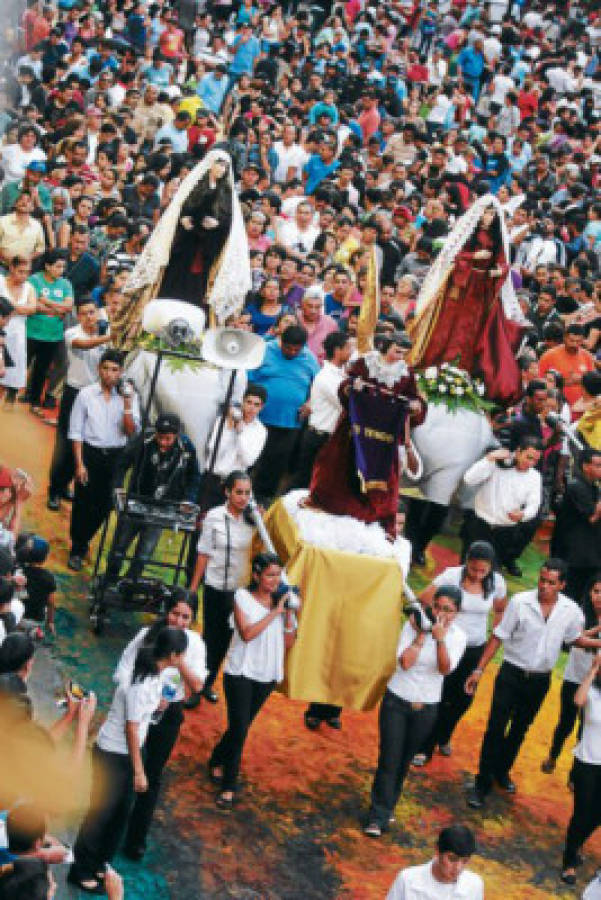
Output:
[416,362,497,415]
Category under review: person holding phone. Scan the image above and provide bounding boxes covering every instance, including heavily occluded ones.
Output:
[364,586,466,838]
[208,552,298,809]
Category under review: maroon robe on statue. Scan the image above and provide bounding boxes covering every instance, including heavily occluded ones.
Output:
[309,355,427,536]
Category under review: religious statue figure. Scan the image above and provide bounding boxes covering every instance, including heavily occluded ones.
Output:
[111,149,250,347]
[408,193,527,406]
[308,333,427,537]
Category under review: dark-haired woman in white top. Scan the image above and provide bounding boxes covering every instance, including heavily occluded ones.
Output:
[208,551,298,809]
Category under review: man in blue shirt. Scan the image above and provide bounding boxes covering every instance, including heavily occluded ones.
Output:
[303,136,340,195]
[197,63,229,114]
[154,110,191,152]
[229,23,261,87]
[457,40,485,100]
[249,324,319,503]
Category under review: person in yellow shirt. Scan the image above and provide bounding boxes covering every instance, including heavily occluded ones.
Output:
[576,372,601,451]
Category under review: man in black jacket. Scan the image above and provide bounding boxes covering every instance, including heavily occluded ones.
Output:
[552,447,601,603]
[107,413,201,580]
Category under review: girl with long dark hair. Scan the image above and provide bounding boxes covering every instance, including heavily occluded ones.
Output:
[542,574,601,777]
[113,589,207,860]
[413,541,507,764]
[159,154,233,306]
[208,552,298,809]
[68,627,188,893]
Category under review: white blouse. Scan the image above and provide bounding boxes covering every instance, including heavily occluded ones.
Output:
[574,684,601,766]
[387,620,467,705]
[433,566,506,647]
[97,677,163,755]
[114,626,207,703]
[224,588,285,684]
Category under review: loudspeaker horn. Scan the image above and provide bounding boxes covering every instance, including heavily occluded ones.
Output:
[201,327,266,371]
[142,299,206,341]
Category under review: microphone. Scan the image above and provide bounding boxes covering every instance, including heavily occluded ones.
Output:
[545,412,584,452]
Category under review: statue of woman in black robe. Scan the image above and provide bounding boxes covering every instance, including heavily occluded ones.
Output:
[160,154,233,308]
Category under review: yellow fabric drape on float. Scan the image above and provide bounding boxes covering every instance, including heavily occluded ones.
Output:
[356,244,380,354]
[262,499,404,711]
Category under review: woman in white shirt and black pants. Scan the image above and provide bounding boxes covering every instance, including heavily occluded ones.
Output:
[113,587,208,861]
[189,471,255,703]
[415,541,507,764]
[208,552,298,809]
[364,586,466,837]
[562,651,601,885]
[68,626,189,894]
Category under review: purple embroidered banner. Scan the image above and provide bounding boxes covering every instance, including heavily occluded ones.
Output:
[348,382,408,493]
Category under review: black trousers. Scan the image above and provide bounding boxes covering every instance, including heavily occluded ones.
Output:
[203,584,235,691]
[550,679,580,762]
[405,498,449,555]
[27,337,59,406]
[70,444,122,557]
[563,759,601,868]
[252,424,299,504]
[48,384,78,497]
[475,661,550,794]
[421,643,484,758]
[461,511,538,567]
[72,746,133,880]
[124,701,184,853]
[289,427,329,490]
[368,690,438,828]
[209,672,274,790]
[106,518,163,580]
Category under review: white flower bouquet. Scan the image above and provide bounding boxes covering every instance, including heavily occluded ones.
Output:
[416,362,496,415]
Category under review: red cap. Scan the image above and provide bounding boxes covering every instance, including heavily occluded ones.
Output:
[0,468,13,489]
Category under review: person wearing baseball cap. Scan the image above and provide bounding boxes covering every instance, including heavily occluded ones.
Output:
[0,161,51,216]
[105,412,200,582]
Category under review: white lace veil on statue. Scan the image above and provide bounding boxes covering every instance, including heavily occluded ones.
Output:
[124,148,251,324]
[414,193,527,325]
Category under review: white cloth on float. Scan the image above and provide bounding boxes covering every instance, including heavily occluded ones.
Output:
[410,404,493,506]
[281,490,411,579]
[126,350,246,469]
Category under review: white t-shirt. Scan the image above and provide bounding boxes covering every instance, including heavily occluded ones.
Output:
[0,598,25,645]
[64,325,107,390]
[433,566,506,647]
[272,141,309,183]
[574,684,601,765]
[114,626,207,703]
[224,588,285,683]
[97,676,163,754]
[386,859,484,899]
[387,620,467,705]
[564,646,595,685]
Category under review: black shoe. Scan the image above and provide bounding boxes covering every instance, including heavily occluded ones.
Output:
[560,870,577,886]
[326,717,342,730]
[304,713,321,731]
[68,554,83,572]
[412,550,426,567]
[62,487,74,501]
[203,687,219,704]
[42,394,56,410]
[47,495,61,511]
[467,788,486,809]
[183,690,203,710]
[505,562,522,577]
[122,844,145,862]
[495,775,516,794]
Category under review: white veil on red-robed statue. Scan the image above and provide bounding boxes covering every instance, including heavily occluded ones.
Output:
[408,193,528,407]
[111,149,251,348]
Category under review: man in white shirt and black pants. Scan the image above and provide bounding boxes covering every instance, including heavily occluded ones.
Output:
[47,297,111,511]
[466,559,600,809]
[291,331,351,490]
[461,437,542,578]
[67,349,140,571]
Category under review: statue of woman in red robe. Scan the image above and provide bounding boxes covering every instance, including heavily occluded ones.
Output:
[307,333,427,537]
[408,195,527,406]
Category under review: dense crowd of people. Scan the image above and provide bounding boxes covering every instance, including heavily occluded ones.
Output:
[0,0,601,896]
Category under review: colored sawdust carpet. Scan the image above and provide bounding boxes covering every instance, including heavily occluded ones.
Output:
[1,404,598,898]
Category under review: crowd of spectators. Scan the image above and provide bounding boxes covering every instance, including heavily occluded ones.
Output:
[0,0,601,896]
